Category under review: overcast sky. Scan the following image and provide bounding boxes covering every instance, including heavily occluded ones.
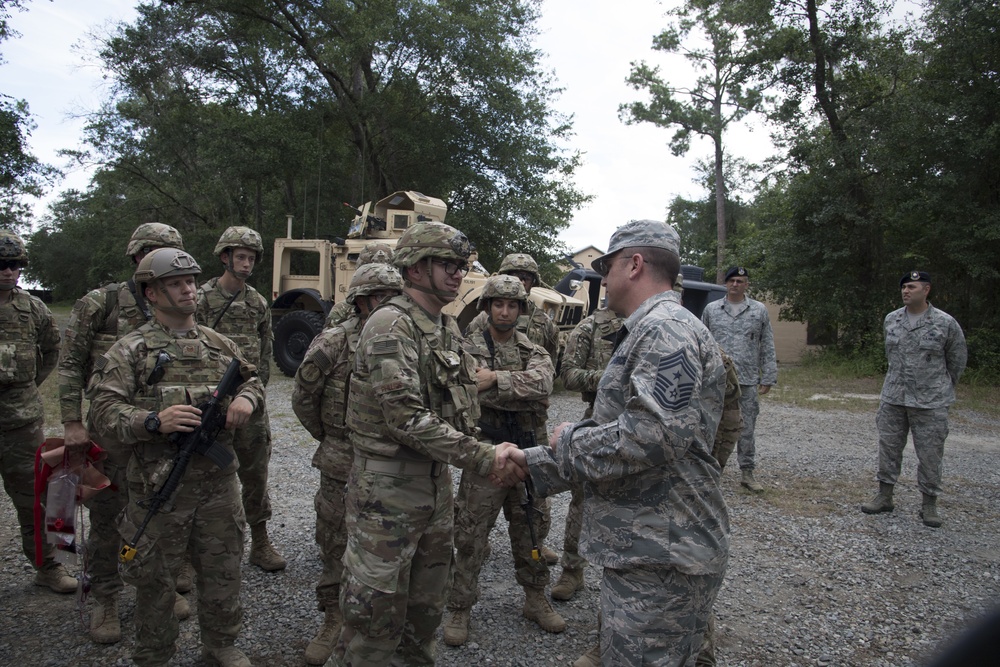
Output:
[3,0,775,254]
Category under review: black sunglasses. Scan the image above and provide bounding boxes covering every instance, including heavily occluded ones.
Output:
[0,260,25,271]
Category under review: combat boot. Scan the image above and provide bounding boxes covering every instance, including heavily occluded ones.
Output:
[175,558,194,593]
[740,469,764,493]
[249,523,287,571]
[920,493,943,528]
[442,608,471,646]
[540,545,560,565]
[861,482,895,514]
[305,607,343,665]
[522,587,566,633]
[550,567,585,601]
[572,644,601,667]
[175,592,191,621]
[34,561,77,594]
[202,645,251,667]
[89,596,121,644]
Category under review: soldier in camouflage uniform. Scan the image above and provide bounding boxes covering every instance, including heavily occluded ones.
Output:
[465,252,561,564]
[701,266,777,493]
[861,271,967,528]
[505,220,729,667]
[551,306,623,603]
[325,241,395,329]
[0,229,73,594]
[292,263,403,665]
[88,248,264,667]
[443,275,564,646]
[58,222,189,643]
[333,222,523,666]
[196,226,285,571]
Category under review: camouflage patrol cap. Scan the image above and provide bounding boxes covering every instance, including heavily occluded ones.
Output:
[497,253,540,282]
[478,274,528,311]
[393,221,473,269]
[347,262,403,305]
[134,248,202,288]
[214,226,263,257]
[357,242,394,267]
[126,223,184,257]
[592,219,680,273]
[0,229,28,265]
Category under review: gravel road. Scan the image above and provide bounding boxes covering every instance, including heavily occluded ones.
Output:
[2,375,998,667]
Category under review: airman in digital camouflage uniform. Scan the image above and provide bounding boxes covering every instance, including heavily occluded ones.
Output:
[568,274,743,667]
[88,248,264,667]
[0,229,71,594]
[465,251,561,564]
[324,242,395,329]
[504,220,729,667]
[701,266,777,493]
[443,275,564,646]
[292,263,402,665]
[861,270,967,528]
[58,222,189,643]
[333,221,523,666]
[551,306,623,604]
[196,226,285,571]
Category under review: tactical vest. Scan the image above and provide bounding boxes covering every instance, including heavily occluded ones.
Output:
[126,325,236,480]
[319,317,361,438]
[87,282,152,383]
[0,291,39,385]
[347,295,479,459]
[475,331,541,442]
[199,281,265,366]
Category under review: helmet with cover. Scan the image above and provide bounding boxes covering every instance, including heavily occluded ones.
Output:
[392,221,472,269]
[134,248,202,290]
[0,229,29,265]
[477,274,527,312]
[125,223,184,257]
[497,253,540,285]
[356,242,394,267]
[214,226,264,259]
[346,263,403,305]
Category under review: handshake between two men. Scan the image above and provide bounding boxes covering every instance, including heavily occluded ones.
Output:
[487,421,572,488]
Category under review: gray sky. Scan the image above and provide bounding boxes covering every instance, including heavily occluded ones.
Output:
[3,0,774,253]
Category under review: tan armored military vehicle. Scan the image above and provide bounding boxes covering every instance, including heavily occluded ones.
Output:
[271,190,586,376]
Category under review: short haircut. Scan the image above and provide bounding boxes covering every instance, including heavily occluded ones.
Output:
[623,246,680,285]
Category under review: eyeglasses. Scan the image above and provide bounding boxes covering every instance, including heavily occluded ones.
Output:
[145,351,172,386]
[0,260,24,271]
[593,252,622,278]
[431,259,470,276]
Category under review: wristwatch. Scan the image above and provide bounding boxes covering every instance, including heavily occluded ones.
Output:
[143,412,161,434]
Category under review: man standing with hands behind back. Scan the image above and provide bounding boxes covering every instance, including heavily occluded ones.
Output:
[861,270,966,527]
[502,220,729,666]
[701,266,777,493]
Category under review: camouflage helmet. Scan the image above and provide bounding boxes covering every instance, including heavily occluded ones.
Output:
[347,263,403,305]
[498,253,540,283]
[356,242,394,267]
[126,223,184,257]
[214,226,264,258]
[134,248,202,289]
[0,229,28,265]
[393,221,473,269]
[477,274,528,311]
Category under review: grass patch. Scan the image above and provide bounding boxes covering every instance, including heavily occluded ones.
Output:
[757,474,870,518]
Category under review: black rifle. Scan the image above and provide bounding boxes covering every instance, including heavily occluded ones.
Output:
[119,358,243,563]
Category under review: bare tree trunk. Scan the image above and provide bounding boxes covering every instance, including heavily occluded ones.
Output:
[713,116,727,283]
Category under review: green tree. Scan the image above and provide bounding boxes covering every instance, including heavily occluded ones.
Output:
[621,0,767,283]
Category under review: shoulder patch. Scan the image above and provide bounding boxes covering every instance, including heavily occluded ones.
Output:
[652,349,696,411]
[372,339,399,354]
[94,356,109,371]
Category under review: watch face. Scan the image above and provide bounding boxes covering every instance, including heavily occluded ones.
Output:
[144,413,159,433]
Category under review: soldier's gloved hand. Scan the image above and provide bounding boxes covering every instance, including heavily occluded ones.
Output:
[158,405,203,434]
[225,396,254,430]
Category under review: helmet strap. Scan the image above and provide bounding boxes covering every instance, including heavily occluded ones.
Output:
[153,283,197,316]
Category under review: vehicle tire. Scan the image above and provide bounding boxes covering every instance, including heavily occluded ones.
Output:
[273,310,325,377]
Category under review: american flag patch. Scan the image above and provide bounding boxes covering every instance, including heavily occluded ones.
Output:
[652,350,696,411]
[372,339,399,354]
